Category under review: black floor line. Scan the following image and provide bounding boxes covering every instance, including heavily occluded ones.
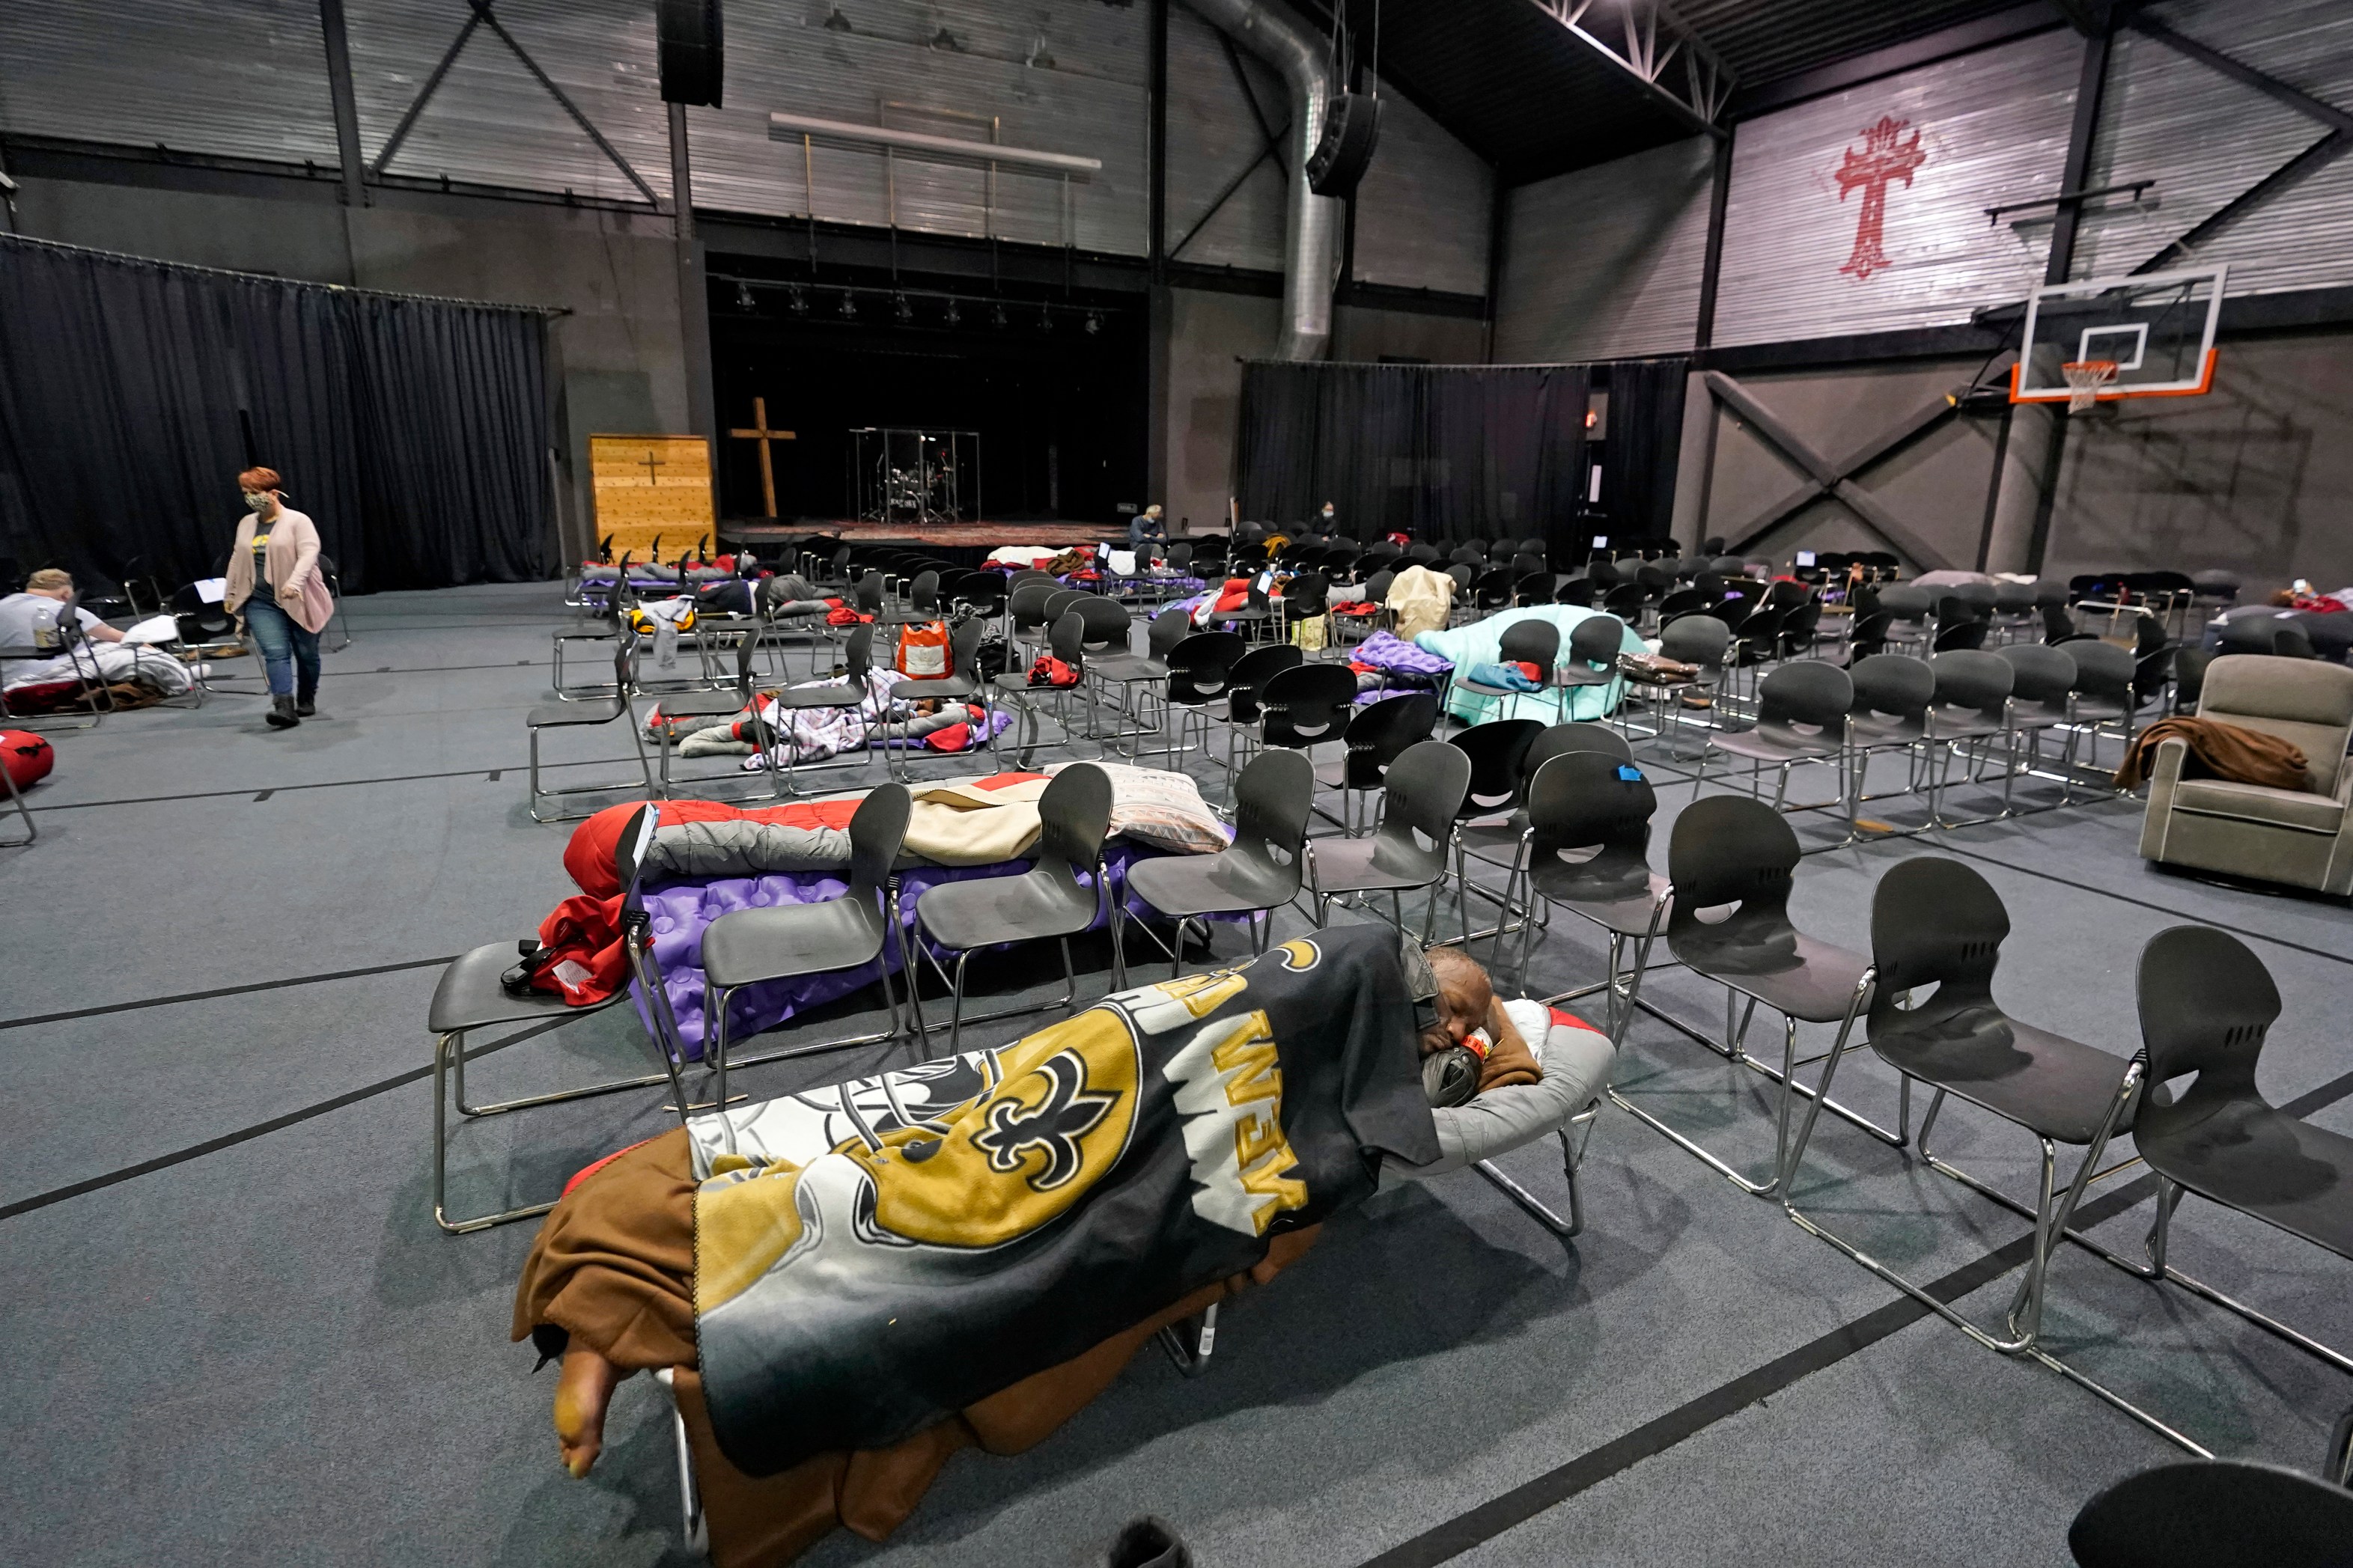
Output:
[1357,1061,2353,1568]
[0,1015,573,1223]
[1353,1229,2048,1568]
[1933,839,2353,971]
[0,954,457,1033]
[23,754,639,814]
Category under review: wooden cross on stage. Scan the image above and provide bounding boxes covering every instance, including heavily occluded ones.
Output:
[728,397,797,519]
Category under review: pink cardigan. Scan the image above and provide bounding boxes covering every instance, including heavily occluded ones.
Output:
[225,507,335,635]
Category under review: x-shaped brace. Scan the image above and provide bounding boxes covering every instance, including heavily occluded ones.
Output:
[1705,367,2008,568]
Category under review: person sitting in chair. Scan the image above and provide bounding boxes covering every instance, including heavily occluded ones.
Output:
[1128,504,1169,546]
[0,569,125,685]
[510,930,1588,1567]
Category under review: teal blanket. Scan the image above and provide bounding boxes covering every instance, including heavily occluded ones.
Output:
[1415,605,1646,724]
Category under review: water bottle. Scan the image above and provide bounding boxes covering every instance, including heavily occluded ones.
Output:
[31,601,59,653]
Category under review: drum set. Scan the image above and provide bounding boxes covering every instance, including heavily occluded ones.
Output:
[850,428,981,525]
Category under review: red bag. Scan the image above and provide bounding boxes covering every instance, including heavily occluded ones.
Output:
[1026,656,1080,688]
[1,730,54,790]
[896,619,952,679]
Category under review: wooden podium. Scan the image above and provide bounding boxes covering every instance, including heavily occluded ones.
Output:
[588,434,714,561]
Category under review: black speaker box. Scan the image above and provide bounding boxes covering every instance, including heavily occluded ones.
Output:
[1306,92,1381,197]
[657,0,724,109]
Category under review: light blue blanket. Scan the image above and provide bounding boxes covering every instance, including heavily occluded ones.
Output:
[1414,605,1646,724]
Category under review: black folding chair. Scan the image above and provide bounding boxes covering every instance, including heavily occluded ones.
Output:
[1783,858,2145,1418]
[1124,749,1314,977]
[1304,739,1469,936]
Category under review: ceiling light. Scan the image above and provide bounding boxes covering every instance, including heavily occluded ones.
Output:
[787,284,807,314]
[943,298,961,326]
[838,290,857,318]
[734,281,755,311]
[894,292,913,323]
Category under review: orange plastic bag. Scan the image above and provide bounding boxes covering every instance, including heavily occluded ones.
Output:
[896,619,952,679]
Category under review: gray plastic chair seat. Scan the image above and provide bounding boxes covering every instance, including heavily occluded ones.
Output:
[701,899,885,989]
[662,687,755,719]
[1848,711,1926,746]
[2135,926,2353,1260]
[1534,870,1684,930]
[1455,811,1529,867]
[917,864,1100,952]
[1871,1007,2132,1145]
[1709,723,1842,763]
[429,942,609,1034]
[1308,834,1446,894]
[1127,851,1294,918]
[2142,1100,2353,1257]
[1927,705,2007,740]
[2070,1459,2353,1568]
[891,675,976,704]
[775,680,868,710]
[1684,927,1871,1025]
[528,696,630,727]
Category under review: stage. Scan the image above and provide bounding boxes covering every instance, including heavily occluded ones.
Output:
[722,519,1145,550]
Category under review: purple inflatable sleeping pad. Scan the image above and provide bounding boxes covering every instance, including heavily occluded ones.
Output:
[630,838,1236,1056]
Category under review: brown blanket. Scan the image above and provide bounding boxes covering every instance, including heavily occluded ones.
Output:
[2115,716,2310,793]
[514,1129,1318,1568]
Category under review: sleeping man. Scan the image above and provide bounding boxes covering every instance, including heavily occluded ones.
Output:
[511,925,1612,1568]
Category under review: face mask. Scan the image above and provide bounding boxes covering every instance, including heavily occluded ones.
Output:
[244,492,269,510]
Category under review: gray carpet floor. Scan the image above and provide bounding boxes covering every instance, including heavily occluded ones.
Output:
[3,582,2349,1568]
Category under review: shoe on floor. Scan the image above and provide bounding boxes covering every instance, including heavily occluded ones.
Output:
[296,695,317,717]
[266,694,300,729]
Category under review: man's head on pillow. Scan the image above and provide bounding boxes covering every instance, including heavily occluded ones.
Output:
[1422,945,1495,1057]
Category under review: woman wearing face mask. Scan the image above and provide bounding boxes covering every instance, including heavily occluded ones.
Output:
[224,466,334,729]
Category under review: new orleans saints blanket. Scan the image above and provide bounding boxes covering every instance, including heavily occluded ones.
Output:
[685,923,1437,1477]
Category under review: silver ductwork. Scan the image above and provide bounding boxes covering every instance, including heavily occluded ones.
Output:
[1181,0,1342,361]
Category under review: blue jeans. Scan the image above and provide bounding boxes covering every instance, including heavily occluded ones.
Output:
[244,591,320,699]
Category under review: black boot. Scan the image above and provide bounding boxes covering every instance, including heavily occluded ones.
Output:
[296,691,317,717]
[267,694,300,729]
[1107,1517,1190,1568]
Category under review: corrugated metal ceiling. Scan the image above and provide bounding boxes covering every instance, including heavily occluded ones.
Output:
[1331,0,2054,183]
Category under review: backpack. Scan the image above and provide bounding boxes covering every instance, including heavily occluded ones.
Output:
[896,619,952,679]
[973,637,1013,680]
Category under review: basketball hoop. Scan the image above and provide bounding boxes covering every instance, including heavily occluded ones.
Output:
[2061,359,2119,412]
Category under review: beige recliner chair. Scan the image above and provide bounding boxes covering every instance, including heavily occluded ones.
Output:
[2138,654,2353,894]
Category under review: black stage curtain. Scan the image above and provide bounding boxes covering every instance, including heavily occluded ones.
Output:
[0,234,555,594]
[1600,356,1689,543]
[1235,361,1590,552]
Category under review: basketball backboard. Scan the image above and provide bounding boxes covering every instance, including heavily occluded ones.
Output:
[2010,264,2226,404]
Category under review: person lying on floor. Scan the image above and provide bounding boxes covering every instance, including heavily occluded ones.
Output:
[511,927,1609,1568]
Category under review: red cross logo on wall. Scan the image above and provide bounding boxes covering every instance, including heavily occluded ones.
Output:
[1834,115,1926,281]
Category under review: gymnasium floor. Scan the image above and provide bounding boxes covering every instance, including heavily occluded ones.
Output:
[4,583,2349,1568]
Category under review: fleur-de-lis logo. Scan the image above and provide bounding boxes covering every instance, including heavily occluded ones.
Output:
[970,1050,1119,1192]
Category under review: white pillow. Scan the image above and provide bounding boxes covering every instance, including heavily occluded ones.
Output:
[1047,760,1229,855]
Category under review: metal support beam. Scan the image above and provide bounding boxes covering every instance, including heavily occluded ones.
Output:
[2135,132,2343,275]
[370,12,484,177]
[669,103,716,453]
[317,0,368,207]
[1168,138,1285,260]
[2131,15,2353,138]
[1693,128,1733,351]
[1703,370,1970,567]
[1521,0,1733,136]
[472,1,662,207]
[1217,31,1289,186]
[2045,15,2114,286]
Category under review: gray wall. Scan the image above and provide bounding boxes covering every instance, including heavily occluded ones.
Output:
[1690,356,2007,570]
[2043,325,2353,597]
[1493,138,1714,363]
[10,176,685,563]
[0,0,1491,294]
